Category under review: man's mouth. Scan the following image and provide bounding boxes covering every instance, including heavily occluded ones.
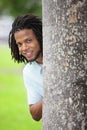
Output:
[23,50,33,58]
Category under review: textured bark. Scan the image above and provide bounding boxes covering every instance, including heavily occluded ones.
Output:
[42,0,87,130]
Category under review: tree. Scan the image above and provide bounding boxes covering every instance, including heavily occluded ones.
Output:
[42,0,87,129]
[0,0,42,17]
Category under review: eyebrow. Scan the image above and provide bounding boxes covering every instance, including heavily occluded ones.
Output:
[16,37,32,44]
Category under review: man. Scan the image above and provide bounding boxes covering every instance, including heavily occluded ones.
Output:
[8,14,43,121]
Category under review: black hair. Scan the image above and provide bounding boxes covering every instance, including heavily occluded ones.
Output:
[8,14,42,63]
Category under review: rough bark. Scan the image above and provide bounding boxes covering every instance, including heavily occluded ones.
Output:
[42,0,87,130]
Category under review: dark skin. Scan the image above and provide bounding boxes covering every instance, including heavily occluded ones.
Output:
[30,100,42,121]
[14,29,43,121]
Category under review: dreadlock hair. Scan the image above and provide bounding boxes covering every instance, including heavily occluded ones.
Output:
[8,14,42,63]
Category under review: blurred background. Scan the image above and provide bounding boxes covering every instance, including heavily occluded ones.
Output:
[0,0,42,130]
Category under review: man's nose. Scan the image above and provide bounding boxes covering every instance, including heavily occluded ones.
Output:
[22,43,28,51]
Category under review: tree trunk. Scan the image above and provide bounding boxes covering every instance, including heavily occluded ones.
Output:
[42,0,87,130]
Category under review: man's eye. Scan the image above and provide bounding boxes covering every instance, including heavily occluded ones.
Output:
[17,43,21,47]
[27,39,32,43]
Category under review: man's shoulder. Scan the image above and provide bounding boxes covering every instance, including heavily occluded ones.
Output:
[23,62,35,73]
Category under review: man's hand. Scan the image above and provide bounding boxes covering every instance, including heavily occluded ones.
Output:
[29,100,42,121]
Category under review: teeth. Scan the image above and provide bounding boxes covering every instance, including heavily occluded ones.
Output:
[26,51,33,57]
[27,52,31,54]
[22,50,33,58]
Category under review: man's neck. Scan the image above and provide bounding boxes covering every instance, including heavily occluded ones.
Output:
[36,53,43,64]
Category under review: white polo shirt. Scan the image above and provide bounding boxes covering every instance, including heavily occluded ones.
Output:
[23,61,43,105]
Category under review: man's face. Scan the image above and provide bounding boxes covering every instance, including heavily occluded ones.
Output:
[14,29,42,63]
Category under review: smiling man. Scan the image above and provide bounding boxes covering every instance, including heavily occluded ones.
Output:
[8,14,43,121]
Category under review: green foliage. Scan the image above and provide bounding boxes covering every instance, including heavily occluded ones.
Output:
[0,45,42,130]
[0,0,42,17]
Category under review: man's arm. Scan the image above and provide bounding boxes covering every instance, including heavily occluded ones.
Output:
[29,100,42,121]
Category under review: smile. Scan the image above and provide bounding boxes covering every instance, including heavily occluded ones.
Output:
[23,50,33,58]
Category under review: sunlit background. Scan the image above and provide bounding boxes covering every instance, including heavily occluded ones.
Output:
[0,0,42,130]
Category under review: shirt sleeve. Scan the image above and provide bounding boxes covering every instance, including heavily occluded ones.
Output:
[26,86,42,105]
[23,66,43,105]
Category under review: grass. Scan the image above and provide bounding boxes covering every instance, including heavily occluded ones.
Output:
[0,45,42,130]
